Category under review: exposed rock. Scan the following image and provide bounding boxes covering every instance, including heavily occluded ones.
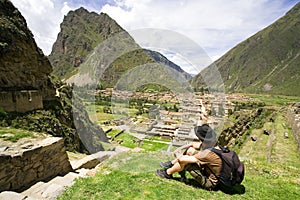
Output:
[251,136,257,141]
[218,108,265,147]
[284,132,289,138]
[0,83,110,153]
[0,137,73,192]
[49,7,190,89]
[263,129,270,135]
[191,2,300,96]
[49,7,125,78]
[0,146,8,152]
[0,0,55,98]
[70,151,116,170]
[0,191,27,200]
[0,1,110,153]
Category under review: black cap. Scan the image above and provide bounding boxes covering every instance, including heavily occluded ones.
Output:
[194,124,216,142]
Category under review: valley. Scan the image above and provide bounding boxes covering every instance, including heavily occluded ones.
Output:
[0,0,299,199]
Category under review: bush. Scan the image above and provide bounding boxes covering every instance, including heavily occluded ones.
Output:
[0,107,7,120]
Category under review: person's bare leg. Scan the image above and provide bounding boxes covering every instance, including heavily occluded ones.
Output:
[166,155,199,175]
[166,162,185,175]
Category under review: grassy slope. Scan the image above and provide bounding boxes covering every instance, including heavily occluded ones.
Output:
[57,112,300,200]
[0,127,37,142]
[191,3,300,96]
[246,94,300,106]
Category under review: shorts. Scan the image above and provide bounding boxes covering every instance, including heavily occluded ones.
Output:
[184,163,215,190]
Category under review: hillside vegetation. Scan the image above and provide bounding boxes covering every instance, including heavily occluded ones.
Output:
[191,2,300,96]
[49,8,189,89]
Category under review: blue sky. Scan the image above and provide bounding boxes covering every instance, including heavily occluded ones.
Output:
[11,0,299,74]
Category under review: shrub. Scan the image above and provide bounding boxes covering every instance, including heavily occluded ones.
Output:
[0,107,7,120]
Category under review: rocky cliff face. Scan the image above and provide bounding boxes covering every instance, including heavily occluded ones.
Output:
[0,0,54,97]
[49,8,190,89]
[0,0,109,153]
[49,7,125,78]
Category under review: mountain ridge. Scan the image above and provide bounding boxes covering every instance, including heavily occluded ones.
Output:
[49,8,190,89]
[143,49,192,80]
[191,2,300,96]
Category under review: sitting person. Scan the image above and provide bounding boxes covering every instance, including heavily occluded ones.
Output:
[156,124,222,190]
[159,141,202,169]
[159,137,202,181]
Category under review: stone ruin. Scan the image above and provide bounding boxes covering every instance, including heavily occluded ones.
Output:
[287,102,300,153]
[0,137,72,192]
[0,90,43,113]
[218,108,263,147]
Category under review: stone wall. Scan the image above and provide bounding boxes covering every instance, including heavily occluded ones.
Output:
[218,108,263,147]
[0,90,43,113]
[0,137,72,192]
[287,103,300,153]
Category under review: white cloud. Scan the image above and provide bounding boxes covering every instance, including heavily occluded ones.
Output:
[100,0,297,64]
[9,0,298,73]
[10,0,66,55]
[10,0,105,55]
[61,2,73,15]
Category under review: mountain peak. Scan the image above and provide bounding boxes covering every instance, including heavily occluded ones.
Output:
[75,6,89,13]
[49,8,125,77]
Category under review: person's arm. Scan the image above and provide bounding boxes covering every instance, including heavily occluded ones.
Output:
[173,142,202,158]
[191,142,202,150]
[173,143,193,154]
[177,154,199,164]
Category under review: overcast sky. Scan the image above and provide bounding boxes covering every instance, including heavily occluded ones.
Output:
[10,0,299,74]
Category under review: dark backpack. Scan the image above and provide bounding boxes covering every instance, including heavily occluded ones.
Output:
[209,146,245,187]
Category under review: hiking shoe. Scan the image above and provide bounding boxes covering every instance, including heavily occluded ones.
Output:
[159,161,173,169]
[179,170,187,182]
[155,169,173,179]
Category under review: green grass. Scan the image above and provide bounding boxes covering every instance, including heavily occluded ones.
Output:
[58,112,300,200]
[0,127,36,142]
[58,149,300,200]
[107,130,169,151]
[246,94,300,106]
[86,104,138,123]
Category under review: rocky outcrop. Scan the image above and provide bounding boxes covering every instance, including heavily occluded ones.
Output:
[49,7,190,89]
[0,0,55,98]
[0,0,55,113]
[0,90,43,112]
[0,137,72,192]
[49,7,125,78]
[1,82,110,153]
[0,1,109,153]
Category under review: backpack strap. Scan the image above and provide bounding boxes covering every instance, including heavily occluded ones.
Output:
[206,146,223,182]
[209,147,222,156]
